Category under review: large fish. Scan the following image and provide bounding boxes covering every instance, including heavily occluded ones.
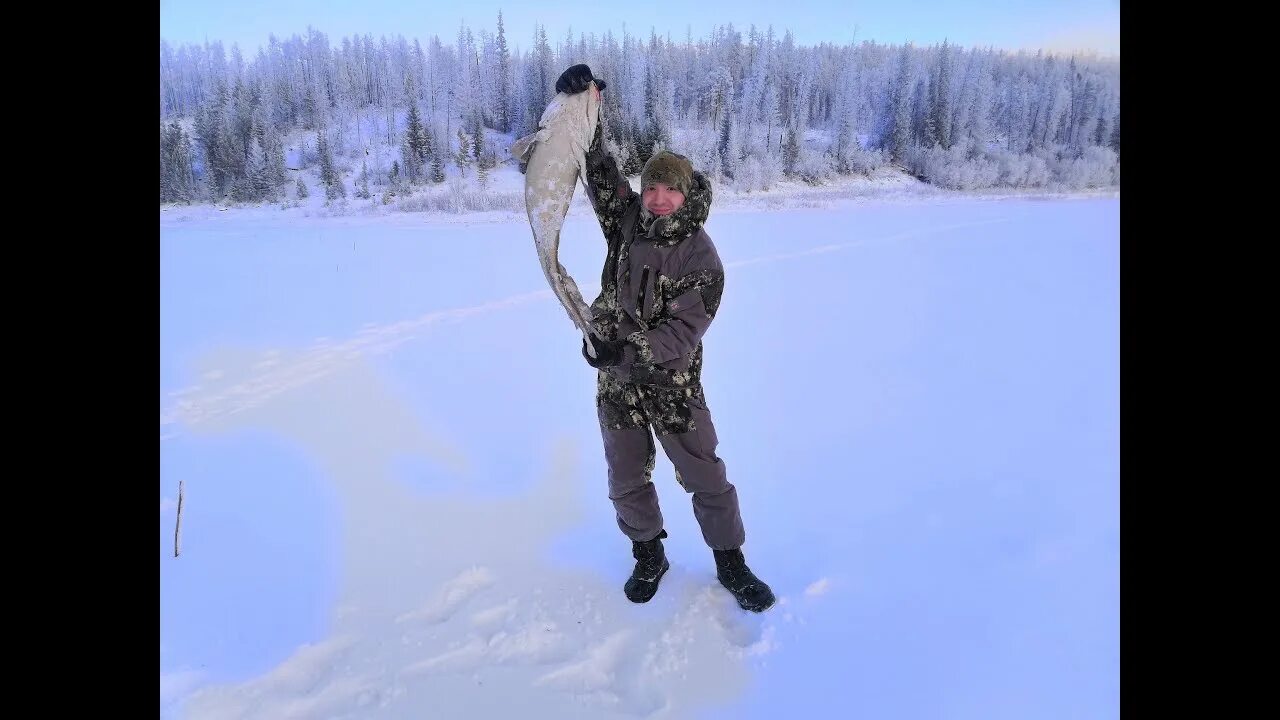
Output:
[511,83,603,356]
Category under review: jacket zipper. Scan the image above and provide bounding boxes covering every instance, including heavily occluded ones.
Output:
[638,266,651,323]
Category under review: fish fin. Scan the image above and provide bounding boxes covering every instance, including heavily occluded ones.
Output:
[511,132,540,163]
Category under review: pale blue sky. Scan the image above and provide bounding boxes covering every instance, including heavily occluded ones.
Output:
[159,0,1119,57]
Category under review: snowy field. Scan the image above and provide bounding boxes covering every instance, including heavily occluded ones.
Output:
[160,192,1119,719]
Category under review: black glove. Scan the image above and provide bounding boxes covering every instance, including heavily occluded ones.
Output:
[582,334,628,368]
[556,64,608,95]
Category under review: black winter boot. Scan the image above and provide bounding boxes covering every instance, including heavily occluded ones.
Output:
[713,548,775,612]
[625,530,670,603]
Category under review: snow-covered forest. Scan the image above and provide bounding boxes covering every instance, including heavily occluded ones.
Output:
[158,14,1120,207]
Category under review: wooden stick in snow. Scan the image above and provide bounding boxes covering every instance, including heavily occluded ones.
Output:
[174,480,184,558]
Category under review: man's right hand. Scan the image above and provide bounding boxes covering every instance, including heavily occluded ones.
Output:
[582,334,627,368]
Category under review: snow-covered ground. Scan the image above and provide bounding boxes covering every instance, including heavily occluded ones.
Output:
[160,192,1119,719]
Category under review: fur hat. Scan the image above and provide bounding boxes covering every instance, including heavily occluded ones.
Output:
[641,151,694,197]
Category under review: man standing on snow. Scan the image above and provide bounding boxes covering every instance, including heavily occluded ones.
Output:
[558,64,775,612]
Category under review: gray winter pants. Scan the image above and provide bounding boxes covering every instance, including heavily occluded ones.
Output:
[596,373,746,551]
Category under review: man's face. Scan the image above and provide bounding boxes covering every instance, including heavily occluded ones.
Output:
[642,183,685,216]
